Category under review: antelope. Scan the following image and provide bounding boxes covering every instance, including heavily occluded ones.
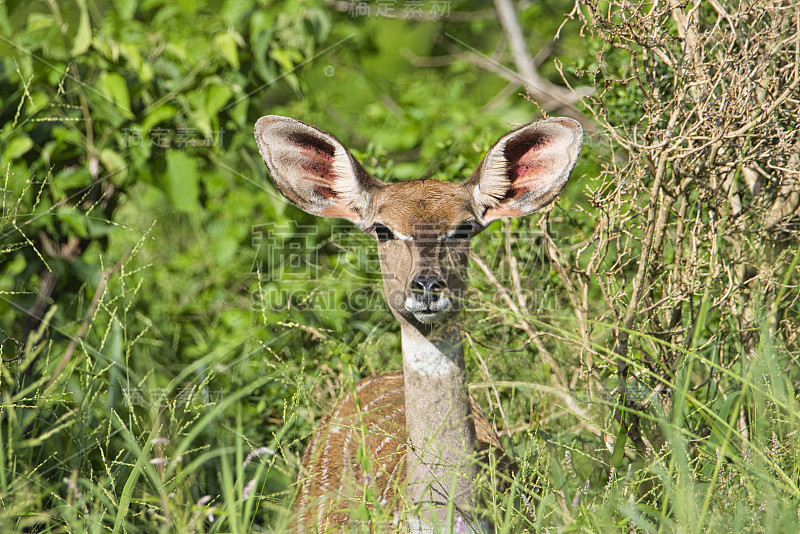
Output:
[254,115,582,532]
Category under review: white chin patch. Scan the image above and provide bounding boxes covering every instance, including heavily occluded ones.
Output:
[404,296,452,324]
[412,312,440,324]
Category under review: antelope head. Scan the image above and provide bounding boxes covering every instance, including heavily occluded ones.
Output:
[254,116,582,330]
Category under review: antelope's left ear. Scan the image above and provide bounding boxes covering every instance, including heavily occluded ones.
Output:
[466,117,583,224]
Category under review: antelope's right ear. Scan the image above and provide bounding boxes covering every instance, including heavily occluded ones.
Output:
[254,116,384,227]
[467,117,583,224]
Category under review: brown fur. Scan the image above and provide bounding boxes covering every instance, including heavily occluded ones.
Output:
[290,371,513,532]
[368,180,476,237]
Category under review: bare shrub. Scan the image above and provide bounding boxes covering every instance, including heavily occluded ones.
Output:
[555,0,800,461]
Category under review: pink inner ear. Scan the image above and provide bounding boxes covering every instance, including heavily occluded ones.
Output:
[299,147,334,179]
[514,156,548,179]
[507,132,547,172]
[285,130,339,190]
[296,146,341,200]
[510,143,551,192]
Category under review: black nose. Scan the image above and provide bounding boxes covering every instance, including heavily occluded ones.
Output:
[410,275,446,304]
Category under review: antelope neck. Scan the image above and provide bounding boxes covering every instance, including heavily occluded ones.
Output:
[400,321,481,527]
[400,322,464,378]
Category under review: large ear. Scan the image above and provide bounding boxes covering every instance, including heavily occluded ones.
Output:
[466,117,582,224]
[254,116,385,227]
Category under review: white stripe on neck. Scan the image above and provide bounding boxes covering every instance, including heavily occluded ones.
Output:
[402,329,460,377]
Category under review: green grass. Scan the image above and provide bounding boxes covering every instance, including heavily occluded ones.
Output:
[2,216,799,532]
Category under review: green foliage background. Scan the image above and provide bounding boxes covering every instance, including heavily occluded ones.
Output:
[1,0,799,532]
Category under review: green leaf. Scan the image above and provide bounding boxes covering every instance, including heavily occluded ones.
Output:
[213,32,239,68]
[250,12,275,83]
[70,0,92,57]
[163,150,200,214]
[205,84,232,118]
[98,72,133,119]
[0,2,11,34]
[112,0,137,20]
[142,105,178,132]
[1,135,34,163]
[111,414,157,534]
[54,168,92,193]
[87,217,117,237]
[99,148,127,176]
[56,211,88,239]
[270,48,295,72]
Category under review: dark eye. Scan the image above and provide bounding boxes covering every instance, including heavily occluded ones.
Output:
[451,221,476,240]
[369,223,395,243]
